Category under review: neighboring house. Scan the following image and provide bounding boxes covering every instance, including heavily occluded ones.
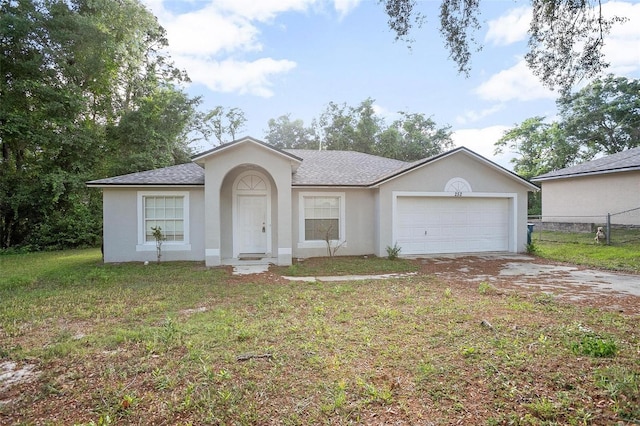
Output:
[532,147,640,226]
[87,137,538,266]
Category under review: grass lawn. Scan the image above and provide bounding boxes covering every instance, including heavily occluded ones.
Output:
[531,229,640,273]
[1,249,639,425]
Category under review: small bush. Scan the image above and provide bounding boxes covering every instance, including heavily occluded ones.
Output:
[478,282,497,294]
[386,243,401,260]
[572,335,617,358]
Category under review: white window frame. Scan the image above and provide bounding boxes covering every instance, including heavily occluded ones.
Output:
[298,192,346,249]
[136,191,191,252]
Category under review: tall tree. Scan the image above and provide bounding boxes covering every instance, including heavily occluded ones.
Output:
[265,99,453,161]
[226,107,247,141]
[381,0,626,93]
[197,106,248,146]
[317,102,357,151]
[494,117,577,180]
[352,98,382,154]
[105,86,197,176]
[494,117,576,215]
[495,75,640,183]
[558,75,640,158]
[0,0,195,250]
[384,112,453,161]
[264,114,317,149]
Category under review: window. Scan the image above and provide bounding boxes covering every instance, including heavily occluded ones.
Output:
[144,196,184,242]
[298,192,345,248]
[137,191,190,251]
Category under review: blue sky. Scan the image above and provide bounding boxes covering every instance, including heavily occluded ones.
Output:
[144,0,640,168]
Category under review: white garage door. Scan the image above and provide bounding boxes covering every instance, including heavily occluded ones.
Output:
[396,196,510,255]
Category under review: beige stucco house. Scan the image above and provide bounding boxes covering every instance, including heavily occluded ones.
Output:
[532,147,640,226]
[87,137,538,266]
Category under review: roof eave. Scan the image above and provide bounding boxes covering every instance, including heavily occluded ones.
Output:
[192,136,303,166]
[371,147,539,191]
[292,184,373,189]
[85,183,204,188]
[532,166,640,182]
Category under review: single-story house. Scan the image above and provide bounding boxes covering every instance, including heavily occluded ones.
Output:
[87,136,538,266]
[532,147,640,226]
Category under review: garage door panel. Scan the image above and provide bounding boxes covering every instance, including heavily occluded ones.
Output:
[396,197,510,255]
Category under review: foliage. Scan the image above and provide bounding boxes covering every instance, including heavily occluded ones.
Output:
[558,75,640,158]
[385,242,402,260]
[495,117,578,181]
[151,226,165,263]
[264,114,317,149]
[380,0,626,92]
[526,1,626,93]
[571,334,617,358]
[0,0,211,251]
[495,76,639,212]
[265,98,453,161]
[197,106,247,145]
[525,241,536,255]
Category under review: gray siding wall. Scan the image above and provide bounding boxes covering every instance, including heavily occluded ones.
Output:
[541,171,640,225]
[291,188,377,258]
[102,187,205,263]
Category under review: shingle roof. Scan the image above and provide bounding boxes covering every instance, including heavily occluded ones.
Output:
[86,163,204,186]
[86,144,535,189]
[285,149,408,186]
[86,149,410,187]
[532,147,640,182]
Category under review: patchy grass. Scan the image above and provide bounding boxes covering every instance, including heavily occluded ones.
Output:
[531,230,640,273]
[273,255,419,277]
[1,249,639,425]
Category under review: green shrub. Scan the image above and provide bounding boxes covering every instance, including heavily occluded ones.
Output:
[572,335,617,358]
[386,242,401,260]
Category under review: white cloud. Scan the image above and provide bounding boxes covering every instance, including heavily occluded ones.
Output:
[455,104,504,125]
[372,103,399,123]
[141,0,364,98]
[452,126,516,170]
[602,1,640,76]
[162,5,261,56]
[485,6,530,46]
[213,0,319,21]
[334,0,362,18]
[176,56,297,97]
[475,59,556,102]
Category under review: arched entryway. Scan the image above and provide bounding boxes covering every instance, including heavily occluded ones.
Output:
[232,170,272,258]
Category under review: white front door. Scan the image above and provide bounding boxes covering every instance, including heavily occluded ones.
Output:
[237,194,267,254]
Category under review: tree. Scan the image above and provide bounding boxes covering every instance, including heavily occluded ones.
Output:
[0,0,195,250]
[382,112,453,161]
[105,86,196,176]
[494,117,576,215]
[317,102,357,151]
[558,75,640,158]
[197,106,248,145]
[352,98,382,154]
[380,0,626,93]
[494,117,577,180]
[265,99,453,161]
[264,114,317,149]
[226,107,247,141]
[495,75,640,181]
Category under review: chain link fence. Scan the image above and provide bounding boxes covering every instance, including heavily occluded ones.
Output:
[528,206,640,246]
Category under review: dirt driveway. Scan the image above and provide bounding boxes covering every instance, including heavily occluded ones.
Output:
[419,254,640,315]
